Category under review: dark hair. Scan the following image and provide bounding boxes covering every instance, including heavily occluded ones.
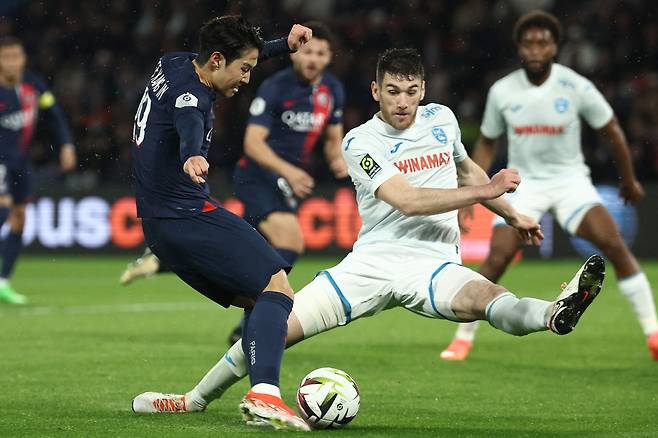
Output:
[513,10,562,45]
[302,21,336,48]
[197,15,264,65]
[0,36,23,49]
[376,48,424,84]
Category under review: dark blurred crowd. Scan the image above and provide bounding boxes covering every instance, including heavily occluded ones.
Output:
[2,0,657,188]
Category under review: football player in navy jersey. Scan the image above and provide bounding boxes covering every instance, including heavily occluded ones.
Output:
[0,37,76,305]
[120,22,347,346]
[129,16,312,431]
[227,21,346,342]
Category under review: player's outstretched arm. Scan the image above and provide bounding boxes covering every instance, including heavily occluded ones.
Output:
[375,168,519,216]
[258,24,312,61]
[597,117,645,203]
[456,157,542,245]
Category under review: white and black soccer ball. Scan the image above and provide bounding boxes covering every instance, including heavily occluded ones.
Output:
[296,367,360,429]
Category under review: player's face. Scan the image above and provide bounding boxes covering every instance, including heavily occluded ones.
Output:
[290,37,331,83]
[371,72,425,130]
[0,44,26,83]
[211,48,259,97]
[518,27,557,81]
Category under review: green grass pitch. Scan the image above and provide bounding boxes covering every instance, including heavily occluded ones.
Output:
[1,256,656,437]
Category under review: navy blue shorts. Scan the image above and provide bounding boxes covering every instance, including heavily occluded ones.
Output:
[233,165,297,228]
[0,159,32,204]
[142,207,291,308]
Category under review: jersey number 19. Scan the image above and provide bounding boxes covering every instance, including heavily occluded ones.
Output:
[133,87,152,146]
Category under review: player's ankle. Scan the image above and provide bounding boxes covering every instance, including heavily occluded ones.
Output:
[185,389,208,410]
[250,383,281,398]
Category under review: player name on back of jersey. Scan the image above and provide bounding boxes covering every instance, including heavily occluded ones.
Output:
[149,60,169,101]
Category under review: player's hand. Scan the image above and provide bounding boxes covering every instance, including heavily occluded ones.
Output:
[329,157,349,179]
[59,144,77,172]
[287,24,312,52]
[458,205,475,233]
[619,178,644,204]
[486,168,521,198]
[183,155,209,184]
[284,166,315,198]
[506,213,544,246]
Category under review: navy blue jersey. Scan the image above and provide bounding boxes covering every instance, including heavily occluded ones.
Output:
[240,67,344,171]
[0,71,71,163]
[132,52,216,218]
[133,40,292,219]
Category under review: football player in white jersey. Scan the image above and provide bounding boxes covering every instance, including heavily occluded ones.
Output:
[130,48,605,415]
[441,10,658,362]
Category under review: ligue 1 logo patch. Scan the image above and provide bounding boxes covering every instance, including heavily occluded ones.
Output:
[554,97,569,113]
[432,127,448,145]
[359,154,382,179]
[175,92,198,108]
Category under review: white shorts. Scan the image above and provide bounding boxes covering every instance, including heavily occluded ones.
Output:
[492,175,603,235]
[293,244,487,338]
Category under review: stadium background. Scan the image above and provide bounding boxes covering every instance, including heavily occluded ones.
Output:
[2,2,658,437]
[1,0,657,259]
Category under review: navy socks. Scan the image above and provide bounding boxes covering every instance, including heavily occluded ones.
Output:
[242,292,293,387]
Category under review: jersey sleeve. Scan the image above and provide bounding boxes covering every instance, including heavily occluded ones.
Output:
[480,86,505,139]
[342,132,400,195]
[247,79,278,129]
[450,110,468,163]
[170,87,211,160]
[578,80,614,129]
[29,74,72,146]
[328,79,345,125]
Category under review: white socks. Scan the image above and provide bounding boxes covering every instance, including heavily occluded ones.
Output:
[485,292,552,336]
[186,340,247,407]
[618,272,658,336]
[454,321,480,342]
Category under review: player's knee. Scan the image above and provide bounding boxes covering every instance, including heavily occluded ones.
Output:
[485,249,515,273]
[263,269,294,298]
[452,280,505,320]
[595,233,627,256]
[8,206,26,232]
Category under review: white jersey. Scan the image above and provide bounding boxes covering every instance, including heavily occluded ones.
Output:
[341,103,468,260]
[481,63,613,180]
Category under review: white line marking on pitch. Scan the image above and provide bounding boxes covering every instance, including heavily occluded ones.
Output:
[0,302,215,317]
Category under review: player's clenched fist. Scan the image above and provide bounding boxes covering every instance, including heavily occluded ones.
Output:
[183,155,209,184]
[287,24,312,52]
[487,168,521,198]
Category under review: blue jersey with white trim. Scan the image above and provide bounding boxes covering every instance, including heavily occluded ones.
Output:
[132,52,216,218]
[0,71,71,163]
[238,67,344,176]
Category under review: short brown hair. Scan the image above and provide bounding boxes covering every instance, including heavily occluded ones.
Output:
[0,36,23,49]
[513,10,562,45]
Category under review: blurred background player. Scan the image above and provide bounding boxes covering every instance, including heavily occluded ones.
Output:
[230,20,346,342]
[441,10,658,361]
[130,15,312,430]
[120,21,346,345]
[0,37,76,304]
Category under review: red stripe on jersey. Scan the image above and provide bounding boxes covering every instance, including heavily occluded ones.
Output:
[238,156,248,168]
[300,84,332,167]
[18,83,38,152]
[202,200,218,213]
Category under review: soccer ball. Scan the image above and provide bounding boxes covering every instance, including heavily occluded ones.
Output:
[296,367,360,429]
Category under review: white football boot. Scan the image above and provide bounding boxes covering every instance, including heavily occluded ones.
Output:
[548,255,605,335]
